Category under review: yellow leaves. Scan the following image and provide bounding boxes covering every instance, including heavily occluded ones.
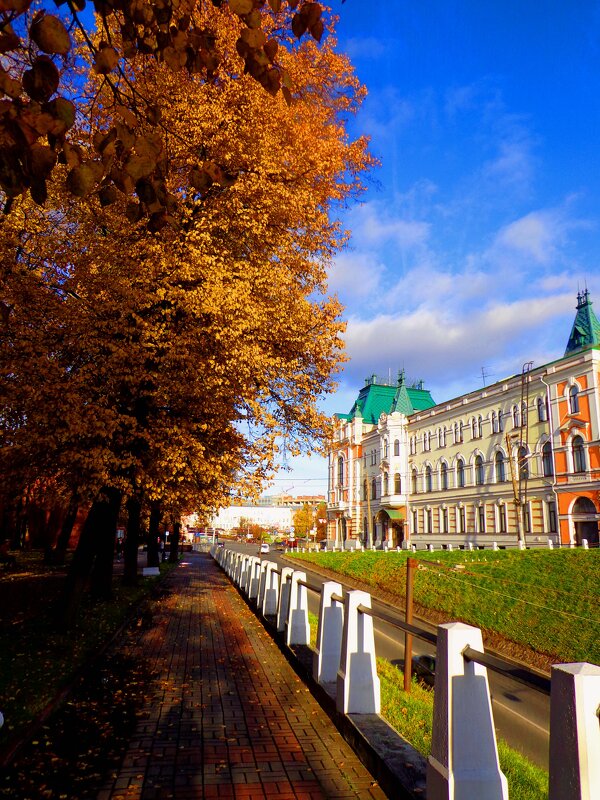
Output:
[30,13,71,56]
[0,68,21,99]
[66,163,101,197]
[94,44,119,75]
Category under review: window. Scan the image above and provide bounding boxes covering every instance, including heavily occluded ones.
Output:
[521,401,528,427]
[478,505,486,533]
[383,473,389,495]
[426,508,433,533]
[383,439,388,458]
[512,404,520,428]
[337,456,344,485]
[425,465,432,492]
[491,411,498,433]
[454,422,463,444]
[498,504,507,533]
[471,415,483,438]
[471,417,477,439]
[394,439,400,456]
[498,408,504,432]
[412,469,418,494]
[572,435,586,473]
[439,427,447,447]
[537,397,548,422]
[522,504,531,534]
[440,462,448,490]
[371,478,377,500]
[412,509,418,534]
[458,506,466,533]
[547,501,557,533]
[441,507,449,533]
[542,441,554,477]
[456,458,465,488]
[423,431,431,452]
[518,446,529,480]
[394,472,401,494]
[495,451,506,483]
[475,455,484,485]
[569,385,580,414]
[363,479,367,501]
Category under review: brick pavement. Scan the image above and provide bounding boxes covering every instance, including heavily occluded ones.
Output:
[97,552,387,800]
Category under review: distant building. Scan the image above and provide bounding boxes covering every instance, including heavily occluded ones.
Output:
[327,291,600,549]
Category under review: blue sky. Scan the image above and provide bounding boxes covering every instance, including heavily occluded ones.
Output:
[267,1,600,497]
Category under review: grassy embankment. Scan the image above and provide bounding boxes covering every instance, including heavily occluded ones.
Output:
[302,549,599,800]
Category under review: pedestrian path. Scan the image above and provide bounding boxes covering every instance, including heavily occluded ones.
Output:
[98,552,387,800]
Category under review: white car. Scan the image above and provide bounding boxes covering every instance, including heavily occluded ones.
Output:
[259,542,270,554]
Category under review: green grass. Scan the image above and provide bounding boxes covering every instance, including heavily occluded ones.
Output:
[0,554,174,748]
[295,549,599,665]
[309,611,548,800]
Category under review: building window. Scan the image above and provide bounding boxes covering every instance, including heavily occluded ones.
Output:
[569,384,580,414]
[412,509,418,534]
[384,439,388,458]
[394,472,401,494]
[498,409,504,432]
[542,441,554,477]
[440,462,448,490]
[423,431,431,452]
[456,458,465,488]
[572,435,586,473]
[522,504,531,534]
[518,445,529,480]
[371,478,377,500]
[512,404,520,428]
[475,455,484,485]
[412,468,418,494]
[363,479,367,501]
[425,465,432,492]
[521,401,527,427]
[394,439,400,456]
[383,473,389,495]
[441,507,449,533]
[547,501,557,533]
[498,504,507,533]
[458,506,466,533]
[537,397,548,422]
[495,451,506,483]
[491,411,498,433]
[478,504,486,533]
[337,456,344,485]
[426,508,433,533]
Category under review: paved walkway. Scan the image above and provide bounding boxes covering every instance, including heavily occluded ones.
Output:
[97,552,387,800]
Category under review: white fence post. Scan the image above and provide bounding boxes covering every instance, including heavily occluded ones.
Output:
[257,560,270,608]
[336,590,380,714]
[549,662,600,800]
[277,567,294,633]
[239,555,250,592]
[262,562,280,616]
[427,622,508,800]
[247,557,261,600]
[313,581,344,685]
[286,571,310,646]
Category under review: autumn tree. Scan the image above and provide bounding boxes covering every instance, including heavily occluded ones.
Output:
[0,4,373,612]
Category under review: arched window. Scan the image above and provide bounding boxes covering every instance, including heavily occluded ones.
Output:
[471,417,477,438]
[425,465,432,492]
[491,411,498,433]
[337,456,344,485]
[518,445,529,480]
[521,401,527,427]
[440,462,448,490]
[475,455,484,485]
[363,479,367,501]
[512,404,520,428]
[498,408,504,432]
[394,439,400,456]
[383,439,388,458]
[383,472,389,495]
[371,478,377,500]
[454,422,459,443]
[411,468,418,494]
[542,441,554,477]
[394,472,401,493]
[572,435,586,472]
[495,451,506,482]
[456,458,465,488]
[569,385,580,414]
[537,397,548,422]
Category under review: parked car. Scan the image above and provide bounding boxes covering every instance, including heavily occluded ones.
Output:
[259,542,270,554]
[411,654,436,687]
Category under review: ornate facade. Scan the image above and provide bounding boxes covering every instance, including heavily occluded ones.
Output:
[327,292,600,549]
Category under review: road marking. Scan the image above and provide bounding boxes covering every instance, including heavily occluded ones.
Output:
[491,697,550,736]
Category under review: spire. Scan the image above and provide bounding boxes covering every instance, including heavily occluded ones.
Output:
[565,289,600,355]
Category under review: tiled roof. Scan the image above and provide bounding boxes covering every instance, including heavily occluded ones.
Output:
[565,290,600,355]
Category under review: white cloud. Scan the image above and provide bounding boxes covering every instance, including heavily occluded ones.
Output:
[328,250,385,301]
[346,201,430,248]
[343,36,390,61]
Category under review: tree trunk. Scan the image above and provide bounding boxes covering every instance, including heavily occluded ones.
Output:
[147,501,161,568]
[169,520,181,563]
[46,492,79,565]
[123,496,141,586]
[90,487,122,600]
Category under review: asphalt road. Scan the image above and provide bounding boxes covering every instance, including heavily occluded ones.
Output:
[221,541,550,770]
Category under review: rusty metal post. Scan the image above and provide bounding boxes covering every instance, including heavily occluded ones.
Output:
[404,557,417,692]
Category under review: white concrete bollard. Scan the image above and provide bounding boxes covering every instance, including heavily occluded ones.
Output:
[262,562,280,616]
[336,590,380,714]
[277,567,294,633]
[412,544,417,552]
[492,541,499,551]
[582,539,589,549]
[427,622,508,800]
[313,581,344,685]
[247,557,261,600]
[286,571,310,646]
[467,543,474,551]
[549,662,600,800]
[447,543,453,551]
[239,555,250,591]
[518,541,526,550]
[234,553,243,585]
[548,539,554,549]
[428,543,434,552]
[257,560,270,609]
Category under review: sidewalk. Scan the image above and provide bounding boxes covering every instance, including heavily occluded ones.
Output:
[94,552,387,800]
